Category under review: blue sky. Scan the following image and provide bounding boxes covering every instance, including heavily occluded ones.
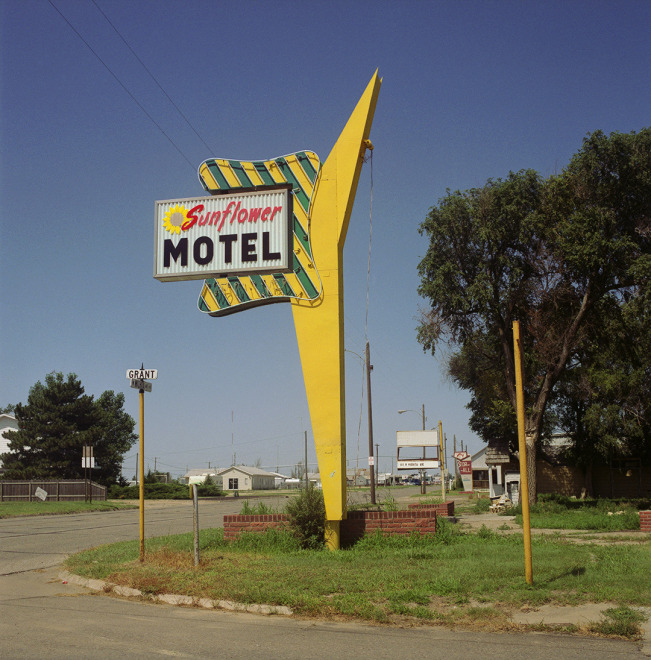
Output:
[2,0,649,480]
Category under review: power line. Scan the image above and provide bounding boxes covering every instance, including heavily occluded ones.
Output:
[90,0,216,156]
[47,0,196,172]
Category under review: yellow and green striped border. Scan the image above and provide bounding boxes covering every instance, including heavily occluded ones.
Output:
[196,151,321,316]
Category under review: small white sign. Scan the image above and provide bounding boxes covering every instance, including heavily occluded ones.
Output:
[126,369,158,380]
[130,378,152,392]
[368,456,375,466]
[397,459,439,470]
[34,487,48,501]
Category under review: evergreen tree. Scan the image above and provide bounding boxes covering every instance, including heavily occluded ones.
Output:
[1,372,137,486]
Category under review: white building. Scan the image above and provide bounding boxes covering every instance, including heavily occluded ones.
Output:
[217,465,278,491]
[181,469,224,487]
[472,446,521,503]
[0,414,19,472]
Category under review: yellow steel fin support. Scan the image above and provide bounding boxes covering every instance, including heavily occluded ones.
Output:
[291,71,381,549]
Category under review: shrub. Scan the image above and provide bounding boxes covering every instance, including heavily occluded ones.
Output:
[108,482,190,499]
[284,486,325,550]
[474,498,491,513]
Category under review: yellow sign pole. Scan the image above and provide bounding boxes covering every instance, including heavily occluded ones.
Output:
[291,72,381,550]
[139,388,145,562]
[513,320,533,584]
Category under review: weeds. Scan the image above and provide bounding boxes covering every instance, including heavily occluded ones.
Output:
[239,500,275,515]
[284,486,325,550]
[588,606,647,638]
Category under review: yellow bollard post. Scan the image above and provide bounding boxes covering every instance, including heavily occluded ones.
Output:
[513,320,533,584]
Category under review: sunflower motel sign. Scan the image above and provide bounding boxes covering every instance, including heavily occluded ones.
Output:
[154,184,293,282]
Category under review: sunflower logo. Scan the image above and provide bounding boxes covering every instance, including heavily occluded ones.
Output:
[162,204,189,234]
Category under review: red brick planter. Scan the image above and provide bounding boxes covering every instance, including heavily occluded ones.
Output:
[640,511,651,532]
[222,513,290,540]
[407,501,455,516]
[223,508,438,546]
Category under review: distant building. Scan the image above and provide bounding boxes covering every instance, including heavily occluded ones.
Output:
[181,469,224,487]
[217,465,277,491]
[0,414,18,473]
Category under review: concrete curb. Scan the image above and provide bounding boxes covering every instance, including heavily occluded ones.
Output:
[58,570,649,652]
[58,570,293,617]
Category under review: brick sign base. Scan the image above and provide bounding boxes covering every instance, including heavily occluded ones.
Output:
[224,501,454,547]
[640,511,651,532]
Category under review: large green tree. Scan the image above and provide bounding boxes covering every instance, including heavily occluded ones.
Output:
[1,372,137,486]
[417,129,651,504]
[552,285,651,492]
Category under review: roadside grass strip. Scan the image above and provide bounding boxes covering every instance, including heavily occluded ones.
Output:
[0,501,136,518]
[64,522,651,635]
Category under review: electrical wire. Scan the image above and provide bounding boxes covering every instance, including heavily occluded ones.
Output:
[46,0,197,172]
[90,0,216,156]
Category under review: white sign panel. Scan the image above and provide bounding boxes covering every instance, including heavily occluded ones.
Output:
[154,185,293,281]
[126,369,158,380]
[397,430,439,447]
[397,459,440,470]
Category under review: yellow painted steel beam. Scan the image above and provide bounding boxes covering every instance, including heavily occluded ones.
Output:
[291,72,381,549]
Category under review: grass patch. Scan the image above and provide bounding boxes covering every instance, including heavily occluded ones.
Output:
[0,500,135,518]
[64,522,651,631]
[511,498,642,531]
[239,500,276,515]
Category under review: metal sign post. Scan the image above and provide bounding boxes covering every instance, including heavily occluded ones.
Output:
[128,365,156,562]
[513,321,533,584]
[82,446,94,502]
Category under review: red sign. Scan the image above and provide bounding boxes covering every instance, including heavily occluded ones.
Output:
[459,459,472,475]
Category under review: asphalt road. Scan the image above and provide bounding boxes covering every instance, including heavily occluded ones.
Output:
[0,498,647,659]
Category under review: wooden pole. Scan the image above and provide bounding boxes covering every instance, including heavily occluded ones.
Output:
[366,342,376,504]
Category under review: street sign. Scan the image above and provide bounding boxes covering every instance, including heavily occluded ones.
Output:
[130,378,152,392]
[126,368,158,380]
[453,451,470,461]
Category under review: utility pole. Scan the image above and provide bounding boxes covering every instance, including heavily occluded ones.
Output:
[304,430,309,489]
[375,443,379,488]
[421,403,426,495]
[366,342,376,504]
[444,433,448,490]
[439,420,445,501]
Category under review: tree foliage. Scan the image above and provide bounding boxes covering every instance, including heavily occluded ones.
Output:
[1,372,137,486]
[417,129,651,502]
